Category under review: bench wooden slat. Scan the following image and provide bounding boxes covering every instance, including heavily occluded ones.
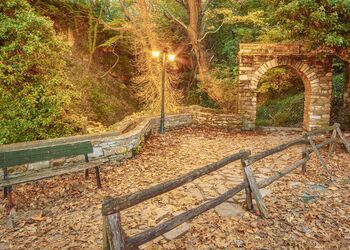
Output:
[0,141,93,168]
[0,161,100,187]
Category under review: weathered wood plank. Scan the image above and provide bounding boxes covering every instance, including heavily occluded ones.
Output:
[336,127,350,153]
[257,157,309,189]
[0,161,100,187]
[305,138,336,155]
[123,156,310,248]
[244,165,268,218]
[0,141,93,168]
[307,136,331,176]
[106,212,126,250]
[126,182,247,248]
[102,150,249,215]
[241,157,253,210]
[103,217,111,250]
[328,129,337,157]
[246,138,307,165]
[301,143,308,173]
[305,123,339,137]
[126,155,308,248]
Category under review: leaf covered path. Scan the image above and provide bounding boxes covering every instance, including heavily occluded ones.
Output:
[1,127,350,249]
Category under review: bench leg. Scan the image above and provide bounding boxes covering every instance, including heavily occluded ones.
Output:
[8,186,14,208]
[95,167,102,189]
[4,186,14,208]
[3,187,8,198]
[84,154,89,179]
[3,167,8,198]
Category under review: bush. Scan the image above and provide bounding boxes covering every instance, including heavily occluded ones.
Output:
[256,92,304,127]
[0,0,84,144]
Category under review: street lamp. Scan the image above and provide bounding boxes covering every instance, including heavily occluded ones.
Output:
[151,49,176,134]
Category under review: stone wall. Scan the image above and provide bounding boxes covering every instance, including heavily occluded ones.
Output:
[238,43,333,131]
[2,108,245,176]
[191,107,242,129]
[3,114,193,176]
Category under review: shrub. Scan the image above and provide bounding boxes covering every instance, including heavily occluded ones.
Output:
[0,0,84,144]
[256,92,304,127]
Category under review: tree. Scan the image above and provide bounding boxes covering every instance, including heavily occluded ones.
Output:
[163,0,264,109]
[263,0,350,61]
[0,0,83,144]
[109,0,182,113]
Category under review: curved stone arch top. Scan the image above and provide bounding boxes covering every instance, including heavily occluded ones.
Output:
[238,43,333,131]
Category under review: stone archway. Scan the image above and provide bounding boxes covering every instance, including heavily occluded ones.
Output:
[238,44,333,131]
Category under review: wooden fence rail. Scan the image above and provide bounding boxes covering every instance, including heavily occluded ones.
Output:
[102,124,350,250]
[102,150,250,216]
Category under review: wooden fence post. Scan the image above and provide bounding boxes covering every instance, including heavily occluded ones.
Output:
[307,135,331,177]
[102,216,111,250]
[243,165,269,218]
[328,128,337,157]
[106,212,125,250]
[241,151,253,211]
[102,196,126,250]
[336,126,350,153]
[301,134,308,173]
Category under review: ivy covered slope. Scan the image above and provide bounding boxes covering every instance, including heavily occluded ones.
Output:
[0,0,84,144]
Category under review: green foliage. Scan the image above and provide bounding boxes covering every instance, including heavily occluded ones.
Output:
[66,57,138,126]
[263,0,350,50]
[187,89,219,109]
[256,92,305,127]
[198,65,238,110]
[331,60,347,124]
[256,67,305,127]
[257,67,304,103]
[0,0,83,144]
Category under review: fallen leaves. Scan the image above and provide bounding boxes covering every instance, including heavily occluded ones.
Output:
[0,127,349,249]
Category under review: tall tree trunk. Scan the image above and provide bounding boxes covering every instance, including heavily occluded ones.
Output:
[187,0,208,74]
[87,0,104,69]
[342,61,350,129]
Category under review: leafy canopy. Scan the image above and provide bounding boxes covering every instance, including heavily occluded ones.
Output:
[264,0,350,50]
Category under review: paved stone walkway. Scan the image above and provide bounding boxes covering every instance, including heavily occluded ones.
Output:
[3,127,347,249]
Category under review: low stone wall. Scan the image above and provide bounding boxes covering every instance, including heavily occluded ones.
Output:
[3,114,193,176]
[192,110,242,129]
[2,108,244,176]
[87,113,193,165]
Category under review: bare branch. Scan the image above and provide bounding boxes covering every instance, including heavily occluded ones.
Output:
[164,8,188,30]
[198,20,224,42]
[100,20,132,32]
[100,45,120,78]
[175,0,187,8]
[203,0,214,13]
[119,0,133,22]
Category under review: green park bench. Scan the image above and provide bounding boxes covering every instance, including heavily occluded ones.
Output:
[0,141,102,207]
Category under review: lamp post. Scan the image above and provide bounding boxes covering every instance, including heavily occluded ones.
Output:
[152,49,176,134]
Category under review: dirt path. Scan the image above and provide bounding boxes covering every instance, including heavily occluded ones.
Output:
[1,127,349,249]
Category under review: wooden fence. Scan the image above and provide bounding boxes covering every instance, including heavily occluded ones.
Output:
[101,123,350,250]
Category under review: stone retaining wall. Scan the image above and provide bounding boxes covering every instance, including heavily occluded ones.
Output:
[2,108,245,176]
[192,110,242,129]
[3,114,193,176]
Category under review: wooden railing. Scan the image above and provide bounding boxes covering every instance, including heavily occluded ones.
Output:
[101,123,350,250]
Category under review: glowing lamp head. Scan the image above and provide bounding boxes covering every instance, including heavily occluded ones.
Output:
[168,54,176,62]
[151,50,160,58]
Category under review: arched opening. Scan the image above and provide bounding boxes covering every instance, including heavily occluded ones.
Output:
[256,66,305,128]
